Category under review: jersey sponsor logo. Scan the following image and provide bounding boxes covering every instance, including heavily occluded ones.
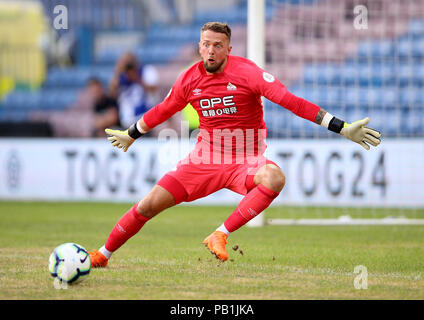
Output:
[227,82,237,91]
[199,95,235,109]
[192,88,202,96]
[262,72,275,83]
[201,107,238,117]
[199,95,238,117]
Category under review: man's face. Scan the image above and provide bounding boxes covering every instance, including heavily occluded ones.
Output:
[125,68,139,82]
[89,83,104,102]
[198,30,232,74]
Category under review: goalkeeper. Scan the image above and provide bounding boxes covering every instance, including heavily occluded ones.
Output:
[89,22,381,266]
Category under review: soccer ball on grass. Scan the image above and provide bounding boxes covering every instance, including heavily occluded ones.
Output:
[48,243,91,284]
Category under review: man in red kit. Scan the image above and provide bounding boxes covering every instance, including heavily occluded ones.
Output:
[89,22,381,266]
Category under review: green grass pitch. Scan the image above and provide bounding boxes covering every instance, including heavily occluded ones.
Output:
[0,201,423,299]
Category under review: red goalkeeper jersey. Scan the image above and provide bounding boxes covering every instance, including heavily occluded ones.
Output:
[143,55,320,159]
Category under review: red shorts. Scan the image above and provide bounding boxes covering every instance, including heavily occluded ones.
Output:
[157,151,278,204]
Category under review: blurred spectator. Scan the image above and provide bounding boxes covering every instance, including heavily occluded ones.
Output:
[30,78,119,137]
[89,78,120,137]
[109,52,160,129]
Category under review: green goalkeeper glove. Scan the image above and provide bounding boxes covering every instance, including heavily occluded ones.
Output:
[105,123,144,152]
[340,117,381,150]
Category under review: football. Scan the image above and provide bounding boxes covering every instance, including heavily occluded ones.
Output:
[48,243,91,284]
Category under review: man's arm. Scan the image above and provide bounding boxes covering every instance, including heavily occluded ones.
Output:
[93,108,119,137]
[314,109,327,125]
[109,75,120,99]
[249,62,382,150]
[136,116,151,134]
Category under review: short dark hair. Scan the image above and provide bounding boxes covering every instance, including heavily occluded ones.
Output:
[201,22,231,42]
[124,62,137,72]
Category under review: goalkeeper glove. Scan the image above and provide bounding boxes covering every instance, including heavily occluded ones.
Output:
[340,117,381,150]
[105,123,144,152]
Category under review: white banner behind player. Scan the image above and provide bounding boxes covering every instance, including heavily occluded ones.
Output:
[0,138,422,207]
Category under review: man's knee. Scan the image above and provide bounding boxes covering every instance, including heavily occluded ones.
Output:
[255,164,286,193]
[136,199,155,219]
[136,185,176,219]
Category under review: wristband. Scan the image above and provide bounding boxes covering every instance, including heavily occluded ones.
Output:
[328,117,345,134]
[320,112,333,128]
[128,123,144,139]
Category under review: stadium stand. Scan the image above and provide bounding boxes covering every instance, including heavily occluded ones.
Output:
[0,0,423,138]
[264,0,424,138]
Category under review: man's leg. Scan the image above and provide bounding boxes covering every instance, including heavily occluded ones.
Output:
[204,164,285,261]
[221,163,285,233]
[90,185,176,267]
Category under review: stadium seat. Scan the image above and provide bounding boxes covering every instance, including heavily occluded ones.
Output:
[357,40,394,60]
[147,25,199,43]
[193,9,247,25]
[396,37,424,60]
[0,109,30,122]
[406,107,424,135]
[302,64,341,86]
[43,66,114,89]
[399,88,424,107]
[412,64,424,87]
[408,19,424,39]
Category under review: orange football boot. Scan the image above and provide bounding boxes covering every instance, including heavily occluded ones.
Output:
[203,231,229,261]
[88,250,108,268]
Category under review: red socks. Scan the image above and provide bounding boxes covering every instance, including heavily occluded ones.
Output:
[224,184,279,233]
[104,185,278,253]
[104,203,150,252]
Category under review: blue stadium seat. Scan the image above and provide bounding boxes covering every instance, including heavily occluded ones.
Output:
[413,63,424,87]
[399,88,424,106]
[413,38,424,59]
[134,44,181,65]
[28,89,77,110]
[96,49,125,65]
[339,63,358,86]
[302,64,341,85]
[405,107,424,135]
[397,37,413,59]
[398,63,414,87]
[44,66,114,89]
[2,91,43,110]
[357,64,374,86]
[194,9,247,25]
[147,25,199,43]
[329,62,394,87]
[0,109,30,122]
[385,108,403,136]
[397,37,424,59]
[367,108,389,135]
[408,19,424,39]
[2,92,27,109]
[357,39,394,60]
[373,63,395,86]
